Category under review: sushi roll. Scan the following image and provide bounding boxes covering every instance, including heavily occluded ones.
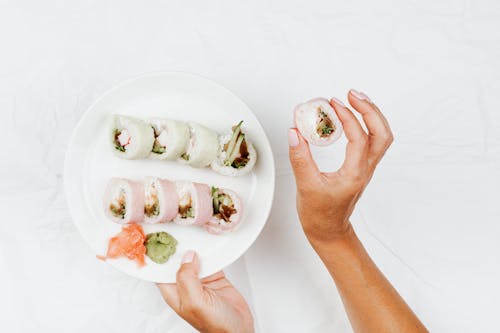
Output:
[174,181,213,226]
[211,121,257,176]
[205,187,243,235]
[180,122,218,168]
[103,178,145,224]
[143,177,178,224]
[111,115,155,159]
[149,118,190,160]
[294,98,343,146]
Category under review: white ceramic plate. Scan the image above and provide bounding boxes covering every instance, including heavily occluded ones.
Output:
[64,72,275,283]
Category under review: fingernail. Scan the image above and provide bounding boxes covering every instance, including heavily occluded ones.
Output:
[182,250,195,264]
[330,97,345,107]
[350,89,372,102]
[288,129,299,147]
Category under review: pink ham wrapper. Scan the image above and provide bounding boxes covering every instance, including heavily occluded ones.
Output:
[293,97,343,146]
[205,188,243,235]
[174,181,213,226]
[144,178,178,224]
[103,178,144,224]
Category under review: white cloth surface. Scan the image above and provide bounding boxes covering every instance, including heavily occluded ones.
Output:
[1,0,499,332]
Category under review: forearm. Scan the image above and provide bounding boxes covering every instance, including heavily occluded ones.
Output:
[310,226,428,333]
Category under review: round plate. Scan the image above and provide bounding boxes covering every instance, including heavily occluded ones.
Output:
[64,72,275,283]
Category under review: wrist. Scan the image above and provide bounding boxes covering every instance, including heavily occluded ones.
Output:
[307,223,358,257]
[306,222,355,247]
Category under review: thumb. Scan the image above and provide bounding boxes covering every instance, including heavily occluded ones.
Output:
[176,250,203,302]
[288,128,320,190]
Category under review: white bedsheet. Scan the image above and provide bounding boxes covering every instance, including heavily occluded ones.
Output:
[1,0,499,332]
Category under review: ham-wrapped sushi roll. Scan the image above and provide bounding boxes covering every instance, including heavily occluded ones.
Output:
[180,122,218,168]
[143,177,178,224]
[174,181,213,226]
[205,187,243,235]
[294,98,343,146]
[111,115,155,159]
[211,121,257,176]
[149,118,190,160]
[103,178,144,224]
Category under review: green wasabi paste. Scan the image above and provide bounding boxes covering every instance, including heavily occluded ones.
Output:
[145,232,177,264]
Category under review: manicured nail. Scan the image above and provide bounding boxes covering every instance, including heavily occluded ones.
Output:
[330,97,345,107]
[350,89,371,102]
[288,129,299,147]
[182,250,195,264]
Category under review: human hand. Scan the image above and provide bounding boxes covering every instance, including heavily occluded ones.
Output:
[157,250,254,333]
[288,90,393,248]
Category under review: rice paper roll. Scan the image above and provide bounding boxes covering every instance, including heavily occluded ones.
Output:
[143,177,178,224]
[294,98,343,146]
[103,178,144,224]
[179,122,218,168]
[174,181,213,226]
[205,187,243,235]
[211,121,257,176]
[111,115,155,159]
[149,118,190,160]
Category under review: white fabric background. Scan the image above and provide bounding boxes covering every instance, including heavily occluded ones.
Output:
[1,0,499,332]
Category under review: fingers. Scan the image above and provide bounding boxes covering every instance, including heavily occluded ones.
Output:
[201,271,226,284]
[175,250,203,306]
[288,128,321,190]
[201,271,230,290]
[348,90,393,164]
[157,283,180,312]
[329,98,369,174]
[156,250,202,313]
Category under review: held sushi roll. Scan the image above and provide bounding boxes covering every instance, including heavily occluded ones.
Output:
[149,118,190,160]
[294,98,343,146]
[205,187,243,235]
[174,181,213,226]
[111,115,155,159]
[103,178,145,224]
[143,177,178,224]
[180,122,218,168]
[211,121,257,176]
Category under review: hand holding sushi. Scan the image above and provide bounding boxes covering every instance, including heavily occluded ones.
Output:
[157,250,254,333]
[289,90,393,245]
[289,90,427,333]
